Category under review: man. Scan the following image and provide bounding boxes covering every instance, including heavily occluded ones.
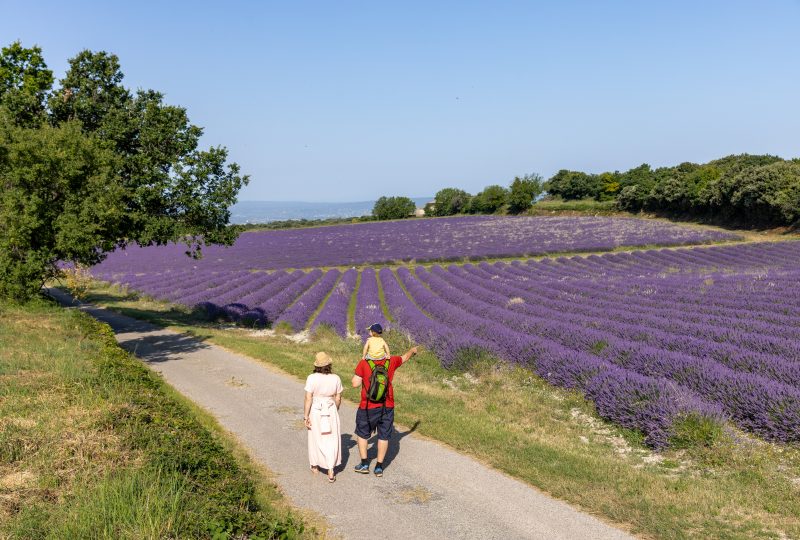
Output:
[351,344,418,477]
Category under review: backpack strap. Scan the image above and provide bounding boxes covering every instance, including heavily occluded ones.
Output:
[379,358,390,409]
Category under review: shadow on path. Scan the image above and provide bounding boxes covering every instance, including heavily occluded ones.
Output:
[338,434,358,472]
[121,331,212,364]
[360,420,421,470]
[47,287,211,363]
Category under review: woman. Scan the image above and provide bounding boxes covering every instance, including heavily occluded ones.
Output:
[304,351,343,482]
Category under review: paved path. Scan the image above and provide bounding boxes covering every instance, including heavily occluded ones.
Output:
[51,289,635,540]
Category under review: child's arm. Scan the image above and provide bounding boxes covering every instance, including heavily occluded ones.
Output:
[361,340,369,358]
[383,340,391,357]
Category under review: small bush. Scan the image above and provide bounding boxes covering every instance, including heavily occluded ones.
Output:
[60,264,94,300]
[669,412,724,449]
[372,196,417,220]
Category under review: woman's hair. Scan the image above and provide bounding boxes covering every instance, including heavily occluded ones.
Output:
[313,365,332,374]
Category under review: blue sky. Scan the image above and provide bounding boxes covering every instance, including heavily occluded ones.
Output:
[2,1,799,202]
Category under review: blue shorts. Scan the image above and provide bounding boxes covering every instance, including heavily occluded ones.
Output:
[355,406,394,441]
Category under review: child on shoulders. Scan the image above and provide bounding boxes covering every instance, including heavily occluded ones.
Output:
[362,323,390,361]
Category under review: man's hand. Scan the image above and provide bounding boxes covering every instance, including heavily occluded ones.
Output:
[351,375,363,388]
[401,346,419,362]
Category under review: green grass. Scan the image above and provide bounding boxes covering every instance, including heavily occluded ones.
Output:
[346,271,361,334]
[529,197,621,215]
[304,271,343,332]
[73,282,800,540]
[0,299,309,539]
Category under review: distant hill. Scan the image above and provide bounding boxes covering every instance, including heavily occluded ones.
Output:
[230,198,432,224]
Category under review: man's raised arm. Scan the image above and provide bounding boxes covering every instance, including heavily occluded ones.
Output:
[401,346,419,362]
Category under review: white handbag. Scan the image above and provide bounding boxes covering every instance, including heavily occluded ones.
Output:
[319,413,332,434]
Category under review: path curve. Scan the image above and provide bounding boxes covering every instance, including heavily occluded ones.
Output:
[50,289,634,540]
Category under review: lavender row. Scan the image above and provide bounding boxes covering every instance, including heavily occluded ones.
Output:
[379,267,724,448]
[276,270,342,332]
[410,265,800,443]
[354,268,388,339]
[90,215,740,273]
[258,269,324,325]
[464,264,800,370]
[312,269,358,336]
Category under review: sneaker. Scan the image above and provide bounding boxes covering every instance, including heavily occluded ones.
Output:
[373,465,384,477]
[354,463,370,474]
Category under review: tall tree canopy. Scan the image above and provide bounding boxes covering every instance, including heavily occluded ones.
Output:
[0,43,248,301]
[0,41,53,127]
[470,184,508,214]
[507,174,543,214]
[372,196,416,220]
[432,187,471,216]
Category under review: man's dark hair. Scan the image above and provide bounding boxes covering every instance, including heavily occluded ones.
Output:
[313,365,332,374]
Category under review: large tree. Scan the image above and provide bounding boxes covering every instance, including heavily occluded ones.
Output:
[372,196,417,220]
[0,44,248,301]
[545,170,602,200]
[470,184,508,214]
[432,187,471,216]
[507,174,543,214]
[0,41,53,127]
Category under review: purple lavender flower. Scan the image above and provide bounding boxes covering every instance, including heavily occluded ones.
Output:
[312,268,358,336]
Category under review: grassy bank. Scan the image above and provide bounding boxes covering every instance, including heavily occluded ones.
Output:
[75,283,800,540]
[529,198,621,215]
[0,300,309,539]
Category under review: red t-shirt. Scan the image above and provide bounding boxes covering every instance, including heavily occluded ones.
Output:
[354,355,404,409]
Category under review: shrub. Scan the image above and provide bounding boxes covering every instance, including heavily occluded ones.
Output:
[372,196,417,220]
[545,170,602,200]
[507,174,543,214]
[432,187,471,216]
[470,184,508,214]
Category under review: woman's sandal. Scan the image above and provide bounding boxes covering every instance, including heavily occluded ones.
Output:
[328,475,336,483]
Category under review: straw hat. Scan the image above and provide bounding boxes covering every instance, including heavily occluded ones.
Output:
[314,351,333,367]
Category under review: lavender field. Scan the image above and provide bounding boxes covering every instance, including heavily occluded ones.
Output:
[92,238,800,448]
[92,215,737,273]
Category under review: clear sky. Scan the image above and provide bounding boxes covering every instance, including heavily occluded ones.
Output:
[2,1,799,202]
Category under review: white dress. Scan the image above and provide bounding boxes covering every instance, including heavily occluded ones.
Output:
[304,373,343,470]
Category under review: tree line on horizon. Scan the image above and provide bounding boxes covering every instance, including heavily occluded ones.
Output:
[546,154,800,228]
[374,154,800,228]
[372,174,543,220]
[0,41,248,301]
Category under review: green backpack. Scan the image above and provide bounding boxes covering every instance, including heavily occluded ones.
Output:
[366,358,391,404]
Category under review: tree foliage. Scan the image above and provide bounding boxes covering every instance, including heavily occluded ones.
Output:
[556,154,799,227]
[432,187,471,216]
[470,184,508,214]
[0,43,248,301]
[372,196,416,220]
[544,170,602,201]
[507,174,543,214]
[0,41,53,127]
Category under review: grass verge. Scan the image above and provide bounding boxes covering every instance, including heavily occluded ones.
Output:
[72,283,800,540]
[0,299,309,539]
[529,198,621,215]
